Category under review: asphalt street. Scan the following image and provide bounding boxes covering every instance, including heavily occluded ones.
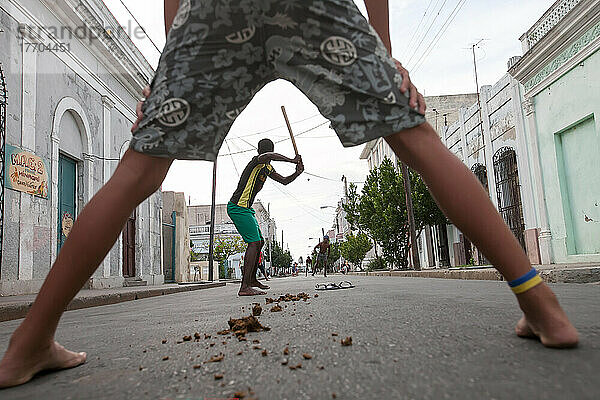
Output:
[1,276,598,400]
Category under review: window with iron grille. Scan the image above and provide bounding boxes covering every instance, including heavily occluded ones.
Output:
[493,147,526,250]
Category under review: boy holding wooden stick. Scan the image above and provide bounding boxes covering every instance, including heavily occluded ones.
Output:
[0,0,578,389]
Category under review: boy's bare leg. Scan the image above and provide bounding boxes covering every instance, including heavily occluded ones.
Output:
[239,241,266,296]
[385,123,578,348]
[0,150,173,388]
[250,240,269,290]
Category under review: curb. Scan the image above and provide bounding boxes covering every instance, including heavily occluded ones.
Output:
[348,267,600,284]
[0,282,226,323]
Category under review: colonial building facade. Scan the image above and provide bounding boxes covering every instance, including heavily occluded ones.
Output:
[359,94,479,268]
[510,0,600,264]
[188,201,276,258]
[0,0,163,295]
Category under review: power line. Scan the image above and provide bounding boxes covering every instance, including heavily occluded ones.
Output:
[405,0,449,68]
[218,121,330,158]
[400,0,437,60]
[232,113,324,139]
[412,0,470,73]
[224,139,241,179]
[110,0,163,54]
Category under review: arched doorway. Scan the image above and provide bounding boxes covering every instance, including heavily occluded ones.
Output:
[493,148,526,250]
[472,163,489,193]
[471,163,490,265]
[0,64,7,271]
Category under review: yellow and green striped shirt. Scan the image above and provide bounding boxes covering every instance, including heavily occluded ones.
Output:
[230,156,274,208]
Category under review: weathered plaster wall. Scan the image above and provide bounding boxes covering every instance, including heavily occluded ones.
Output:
[533,49,600,262]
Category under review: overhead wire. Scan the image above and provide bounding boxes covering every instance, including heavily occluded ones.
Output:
[218,121,330,157]
[113,0,163,54]
[411,0,470,73]
[405,0,449,68]
[400,0,437,61]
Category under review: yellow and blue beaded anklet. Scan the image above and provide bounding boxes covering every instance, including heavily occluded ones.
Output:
[508,268,543,294]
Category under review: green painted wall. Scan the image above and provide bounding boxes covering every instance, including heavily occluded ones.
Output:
[533,48,600,262]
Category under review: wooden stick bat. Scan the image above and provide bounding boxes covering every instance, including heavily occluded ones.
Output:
[281,106,299,156]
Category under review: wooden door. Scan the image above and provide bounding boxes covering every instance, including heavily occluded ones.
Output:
[122,210,136,277]
[58,154,76,251]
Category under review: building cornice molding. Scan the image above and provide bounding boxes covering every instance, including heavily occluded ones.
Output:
[5,0,142,119]
[510,0,600,96]
[34,0,153,95]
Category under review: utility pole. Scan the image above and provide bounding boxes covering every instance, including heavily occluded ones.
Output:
[267,203,272,277]
[208,159,217,281]
[472,39,486,160]
[401,162,420,270]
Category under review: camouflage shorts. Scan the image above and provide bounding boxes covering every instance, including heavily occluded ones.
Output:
[130,0,426,160]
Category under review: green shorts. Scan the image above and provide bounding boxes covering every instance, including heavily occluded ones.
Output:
[227,202,263,243]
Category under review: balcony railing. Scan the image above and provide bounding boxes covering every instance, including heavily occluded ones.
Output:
[524,0,582,50]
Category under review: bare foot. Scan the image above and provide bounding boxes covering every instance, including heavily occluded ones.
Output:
[514,283,579,348]
[251,281,270,290]
[0,340,86,388]
[238,287,267,296]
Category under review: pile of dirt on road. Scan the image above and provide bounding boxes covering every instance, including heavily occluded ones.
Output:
[227,315,271,339]
[265,292,311,304]
[252,303,262,316]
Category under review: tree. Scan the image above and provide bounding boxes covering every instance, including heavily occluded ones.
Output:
[213,236,247,278]
[340,232,372,270]
[190,240,202,262]
[343,157,447,269]
[271,242,292,274]
[326,242,341,270]
[214,236,247,263]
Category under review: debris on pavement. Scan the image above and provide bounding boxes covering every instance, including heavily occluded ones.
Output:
[161,339,167,344]
[162,356,169,361]
[341,337,353,346]
[252,303,262,316]
[214,373,224,380]
[270,305,283,312]
[228,315,271,339]
[183,335,192,342]
[266,292,311,304]
[283,347,289,355]
[303,353,312,360]
[261,350,268,357]
[207,353,224,363]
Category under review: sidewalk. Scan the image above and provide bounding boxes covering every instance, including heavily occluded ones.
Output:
[0,282,226,323]
[348,263,600,284]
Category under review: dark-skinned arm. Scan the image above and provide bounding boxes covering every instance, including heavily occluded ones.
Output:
[164,0,180,36]
[364,0,426,113]
[132,0,180,132]
[269,159,304,186]
[364,0,392,53]
[257,152,300,164]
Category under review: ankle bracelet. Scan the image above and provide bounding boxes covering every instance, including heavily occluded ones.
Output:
[508,268,543,294]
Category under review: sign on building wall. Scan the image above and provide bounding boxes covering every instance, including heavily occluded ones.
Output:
[4,144,49,199]
[191,238,210,254]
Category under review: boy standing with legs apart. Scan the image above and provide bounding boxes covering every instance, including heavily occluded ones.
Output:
[0,0,578,389]
[314,235,331,277]
[228,139,303,296]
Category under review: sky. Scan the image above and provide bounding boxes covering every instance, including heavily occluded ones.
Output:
[102,0,554,260]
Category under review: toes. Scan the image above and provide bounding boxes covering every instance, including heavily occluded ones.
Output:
[515,317,538,339]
